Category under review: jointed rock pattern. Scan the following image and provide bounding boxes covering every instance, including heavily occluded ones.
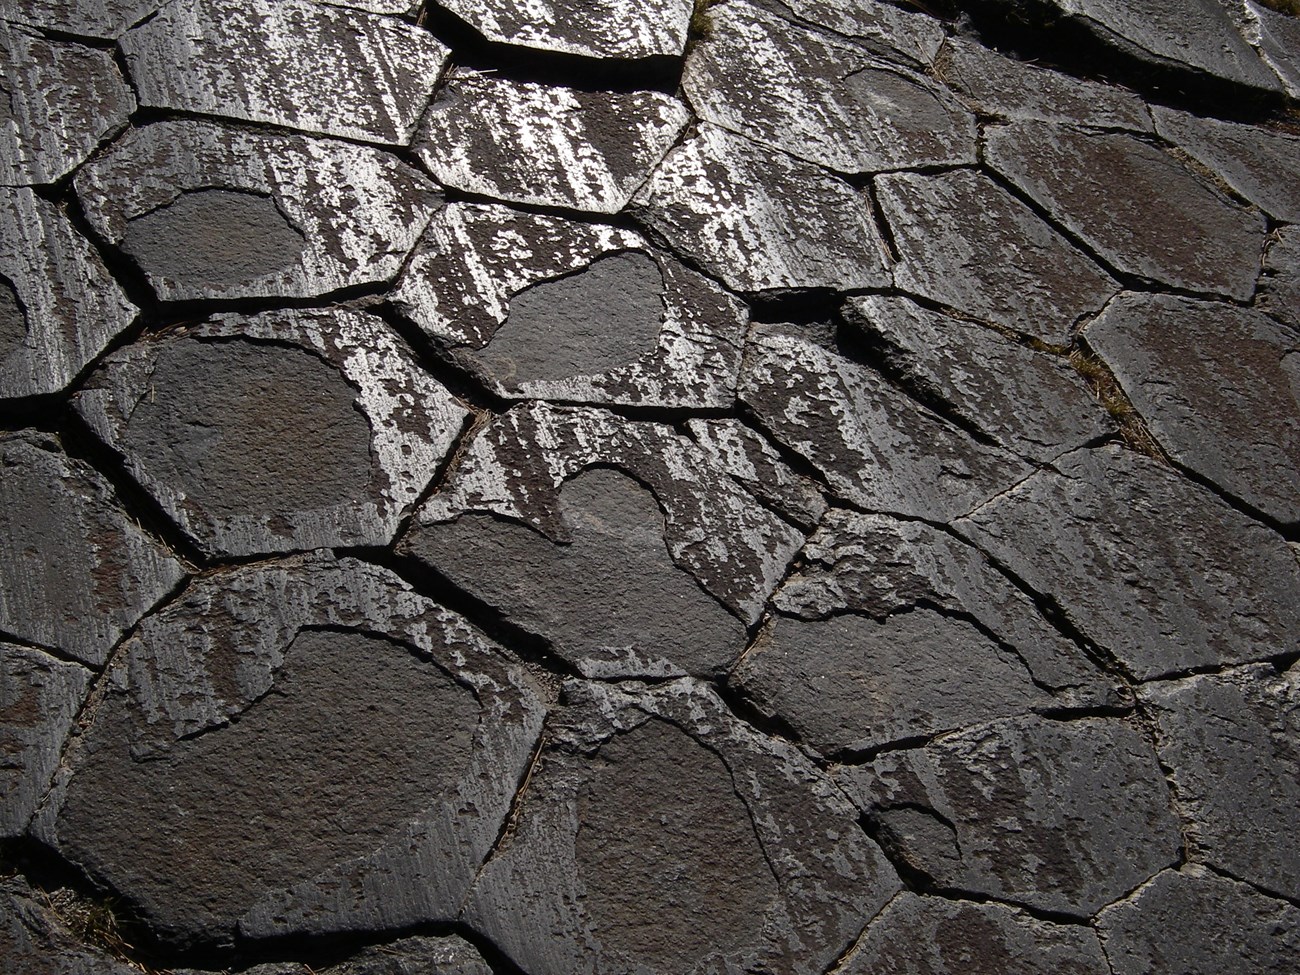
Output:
[1,1,1298,974]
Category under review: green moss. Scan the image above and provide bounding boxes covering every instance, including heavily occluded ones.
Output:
[690,0,719,40]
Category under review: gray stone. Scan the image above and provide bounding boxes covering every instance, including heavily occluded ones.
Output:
[1238,0,1300,98]
[415,71,689,213]
[633,124,892,292]
[0,644,90,838]
[463,678,901,975]
[935,36,1152,130]
[74,309,469,558]
[740,324,1033,519]
[0,187,135,400]
[684,5,976,173]
[985,121,1265,300]
[42,553,545,948]
[392,203,746,408]
[433,0,693,58]
[843,715,1182,916]
[1086,293,1300,524]
[1260,226,1300,330]
[1097,866,1300,975]
[876,170,1116,344]
[315,936,493,975]
[0,0,158,38]
[0,875,138,975]
[1140,665,1300,900]
[0,433,184,668]
[77,119,440,302]
[0,24,134,186]
[120,0,449,144]
[837,893,1111,974]
[774,0,947,68]
[845,294,1114,462]
[958,446,1300,680]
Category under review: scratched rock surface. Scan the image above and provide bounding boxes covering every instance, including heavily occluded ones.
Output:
[0,0,160,38]
[74,309,468,557]
[774,0,947,67]
[463,678,901,975]
[392,204,745,407]
[1260,226,1300,330]
[174,937,495,975]
[39,554,544,948]
[1235,0,1300,97]
[0,875,140,975]
[434,0,692,58]
[0,433,183,667]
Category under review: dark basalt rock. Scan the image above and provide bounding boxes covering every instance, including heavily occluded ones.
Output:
[0,0,161,39]
[432,0,694,59]
[174,936,492,975]
[1260,226,1300,331]
[0,874,138,975]
[773,0,947,68]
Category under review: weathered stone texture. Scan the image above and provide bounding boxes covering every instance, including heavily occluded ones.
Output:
[0,875,139,975]
[434,0,693,59]
[1260,226,1300,330]
[0,0,159,38]
[775,0,947,67]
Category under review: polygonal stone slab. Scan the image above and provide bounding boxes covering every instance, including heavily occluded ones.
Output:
[0,187,135,400]
[176,936,493,975]
[1140,664,1300,900]
[1097,867,1300,975]
[0,433,184,667]
[875,169,1116,344]
[0,24,134,186]
[40,553,545,948]
[1086,293,1300,525]
[392,203,746,407]
[77,119,441,303]
[985,121,1265,300]
[0,644,91,838]
[633,124,892,292]
[958,446,1300,680]
[120,0,449,144]
[74,309,469,558]
[433,0,693,58]
[415,71,688,213]
[842,715,1182,916]
[0,875,138,975]
[463,678,901,975]
[845,294,1114,462]
[775,0,947,68]
[1260,226,1300,330]
[685,4,976,173]
[740,324,1032,520]
[1237,0,1300,98]
[0,0,159,39]
[837,893,1111,975]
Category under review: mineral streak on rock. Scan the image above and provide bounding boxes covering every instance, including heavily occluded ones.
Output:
[775,0,947,68]
[74,309,469,557]
[40,553,545,947]
[415,71,689,214]
[432,0,694,59]
[0,433,184,667]
[77,119,441,302]
[1232,0,1300,99]
[462,678,901,975]
[0,0,161,39]
[120,0,450,144]
[1260,227,1300,330]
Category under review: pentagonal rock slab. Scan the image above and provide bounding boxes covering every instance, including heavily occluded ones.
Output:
[41,553,545,949]
[740,324,1032,519]
[775,0,947,68]
[415,71,688,213]
[0,875,138,975]
[1260,226,1300,330]
[1086,293,1300,525]
[845,294,1114,462]
[875,169,1116,344]
[392,203,745,407]
[120,0,449,144]
[0,0,159,39]
[77,119,440,302]
[0,187,135,400]
[685,4,975,173]
[463,678,901,975]
[74,309,469,558]
[985,121,1265,300]
[433,0,693,59]
[842,715,1182,916]
[633,124,891,292]
[1140,664,1300,900]
[958,446,1300,680]
[0,24,134,186]
[0,433,183,667]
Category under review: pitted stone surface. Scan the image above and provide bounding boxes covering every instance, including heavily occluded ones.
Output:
[685,4,976,174]
[0,433,183,667]
[958,446,1300,680]
[1238,1,1300,98]
[0,187,136,400]
[1140,665,1300,900]
[633,124,892,293]
[775,0,947,67]
[1260,226,1300,330]
[845,294,1114,462]
[173,936,493,975]
[433,0,693,59]
[78,119,439,302]
[843,715,1182,916]
[1087,293,1300,524]
[416,71,689,214]
[121,0,449,144]
[0,875,139,975]
[0,0,159,38]
[74,309,469,557]
[985,121,1265,300]
[42,554,544,948]
[463,679,901,975]
[393,204,746,407]
[876,169,1116,344]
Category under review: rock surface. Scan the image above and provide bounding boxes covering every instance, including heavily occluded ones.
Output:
[1260,226,1300,330]
[433,0,693,59]
[775,0,946,67]
[0,875,139,975]
[0,0,160,38]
